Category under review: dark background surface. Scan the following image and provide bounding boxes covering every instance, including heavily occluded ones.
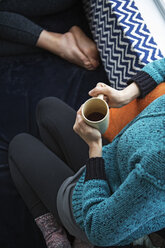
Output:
[0,3,109,248]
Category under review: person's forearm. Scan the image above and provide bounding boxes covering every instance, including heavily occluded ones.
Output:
[36,30,60,54]
[127,58,165,98]
[89,139,102,158]
[119,82,140,106]
[0,11,43,45]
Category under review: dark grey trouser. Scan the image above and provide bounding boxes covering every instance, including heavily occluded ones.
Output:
[8,97,89,222]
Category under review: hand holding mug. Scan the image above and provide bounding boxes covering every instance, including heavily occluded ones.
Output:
[89,83,123,108]
[89,82,140,108]
[73,95,107,157]
[81,93,109,134]
[73,106,102,147]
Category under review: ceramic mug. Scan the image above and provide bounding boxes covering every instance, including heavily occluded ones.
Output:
[82,94,109,134]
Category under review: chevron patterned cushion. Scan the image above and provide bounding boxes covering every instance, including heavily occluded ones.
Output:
[82,0,163,89]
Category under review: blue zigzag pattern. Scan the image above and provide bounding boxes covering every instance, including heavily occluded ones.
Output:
[82,0,163,89]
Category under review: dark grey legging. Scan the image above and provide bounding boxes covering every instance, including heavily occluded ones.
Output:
[0,0,76,55]
[8,97,89,223]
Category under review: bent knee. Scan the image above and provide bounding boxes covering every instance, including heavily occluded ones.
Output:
[8,133,32,161]
[36,97,62,124]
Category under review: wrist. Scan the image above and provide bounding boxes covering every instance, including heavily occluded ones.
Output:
[89,140,102,158]
[36,30,59,53]
[119,82,140,106]
[36,30,51,48]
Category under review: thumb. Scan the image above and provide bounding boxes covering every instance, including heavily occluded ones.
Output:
[89,85,109,97]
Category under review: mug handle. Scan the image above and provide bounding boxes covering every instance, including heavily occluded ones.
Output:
[97,94,104,100]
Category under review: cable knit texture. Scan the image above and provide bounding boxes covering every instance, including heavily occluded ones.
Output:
[103,58,165,143]
[72,95,165,247]
[127,58,165,98]
[85,157,106,181]
[127,71,157,98]
[103,82,165,143]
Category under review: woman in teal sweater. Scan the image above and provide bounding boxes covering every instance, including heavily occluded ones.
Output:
[8,58,165,248]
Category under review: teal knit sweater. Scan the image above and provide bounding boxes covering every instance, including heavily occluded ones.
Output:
[72,58,165,247]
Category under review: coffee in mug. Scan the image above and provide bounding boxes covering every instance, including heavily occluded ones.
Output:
[87,112,105,121]
[82,94,109,134]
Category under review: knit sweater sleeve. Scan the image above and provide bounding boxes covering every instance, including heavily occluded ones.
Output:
[0,11,43,46]
[82,156,165,247]
[127,58,165,98]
